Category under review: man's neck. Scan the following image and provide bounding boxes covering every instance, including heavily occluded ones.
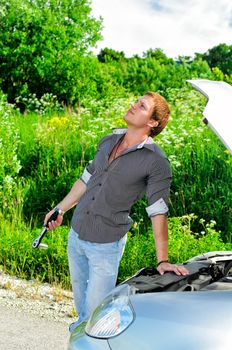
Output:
[122,128,149,148]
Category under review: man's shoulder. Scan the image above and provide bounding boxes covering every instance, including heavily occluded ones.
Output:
[99,134,113,143]
[144,139,172,176]
[144,138,169,160]
[97,133,115,150]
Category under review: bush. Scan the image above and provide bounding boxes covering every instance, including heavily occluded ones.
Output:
[0,215,230,288]
[118,214,232,281]
[4,87,231,237]
[0,0,102,105]
[157,87,232,238]
[0,92,23,216]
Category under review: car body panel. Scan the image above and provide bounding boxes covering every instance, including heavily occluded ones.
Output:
[68,322,110,350]
[187,79,232,153]
[108,291,232,350]
[69,254,232,349]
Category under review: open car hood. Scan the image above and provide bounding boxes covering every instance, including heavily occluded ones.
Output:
[187,79,232,154]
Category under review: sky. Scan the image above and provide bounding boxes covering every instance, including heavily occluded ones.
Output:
[91,0,232,59]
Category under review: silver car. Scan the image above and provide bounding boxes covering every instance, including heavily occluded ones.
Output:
[68,80,232,350]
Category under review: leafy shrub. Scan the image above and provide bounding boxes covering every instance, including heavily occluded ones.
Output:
[0,92,23,216]
[0,214,230,288]
[3,86,230,237]
[0,0,102,105]
[156,87,232,238]
[15,93,62,115]
[118,214,232,281]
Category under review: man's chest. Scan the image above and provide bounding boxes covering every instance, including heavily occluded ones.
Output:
[92,147,151,186]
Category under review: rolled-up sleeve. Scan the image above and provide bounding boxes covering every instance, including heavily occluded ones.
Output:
[80,149,99,185]
[80,166,92,184]
[145,157,172,217]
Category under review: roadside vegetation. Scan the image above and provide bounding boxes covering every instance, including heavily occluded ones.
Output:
[0,0,231,288]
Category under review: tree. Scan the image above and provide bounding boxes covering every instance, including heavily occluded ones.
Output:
[97,48,126,63]
[0,0,103,105]
[143,48,174,65]
[201,43,232,75]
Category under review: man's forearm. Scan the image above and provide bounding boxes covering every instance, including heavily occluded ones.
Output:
[151,214,168,263]
[151,214,189,276]
[56,179,86,213]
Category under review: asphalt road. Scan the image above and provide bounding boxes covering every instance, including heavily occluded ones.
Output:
[0,304,69,350]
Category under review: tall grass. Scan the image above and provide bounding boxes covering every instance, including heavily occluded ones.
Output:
[119,214,232,282]
[0,87,231,285]
[157,87,232,239]
[13,89,231,235]
[0,214,231,289]
[1,87,231,234]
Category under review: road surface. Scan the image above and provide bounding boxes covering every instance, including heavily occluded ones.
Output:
[0,303,70,350]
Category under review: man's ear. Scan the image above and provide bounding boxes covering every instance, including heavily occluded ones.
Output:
[147,119,159,128]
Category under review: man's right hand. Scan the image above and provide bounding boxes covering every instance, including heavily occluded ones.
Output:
[44,209,63,231]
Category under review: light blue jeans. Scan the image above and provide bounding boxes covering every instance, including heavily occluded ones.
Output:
[67,227,127,325]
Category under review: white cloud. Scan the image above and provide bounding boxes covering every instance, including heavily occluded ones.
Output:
[91,0,232,58]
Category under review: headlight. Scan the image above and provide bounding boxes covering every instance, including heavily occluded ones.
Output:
[85,284,135,339]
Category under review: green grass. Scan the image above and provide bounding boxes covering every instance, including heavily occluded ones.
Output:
[0,214,231,289]
[10,89,232,236]
[0,86,231,285]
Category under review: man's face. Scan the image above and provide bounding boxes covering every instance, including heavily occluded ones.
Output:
[124,95,156,129]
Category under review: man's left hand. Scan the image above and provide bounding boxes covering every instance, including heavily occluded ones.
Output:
[157,261,189,276]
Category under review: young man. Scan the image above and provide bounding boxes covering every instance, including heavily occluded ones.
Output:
[44,91,188,331]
